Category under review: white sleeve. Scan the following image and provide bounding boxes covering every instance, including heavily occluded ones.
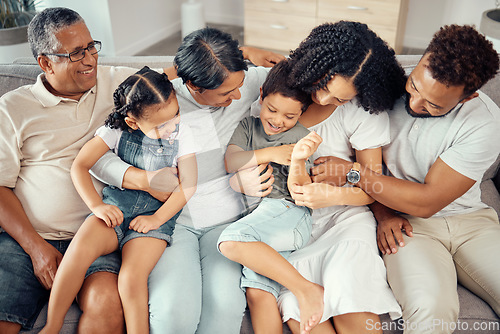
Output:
[343,102,390,151]
[94,126,122,152]
[178,123,198,158]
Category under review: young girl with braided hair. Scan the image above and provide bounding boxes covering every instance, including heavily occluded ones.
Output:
[41,66,197,334]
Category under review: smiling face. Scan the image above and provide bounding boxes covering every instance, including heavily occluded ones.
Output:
[126,94,180,139]
[188,70,245,108]
[312,75,357,107]
[259,93,303,136]
[40,22,98,100]
[405,53,469,118]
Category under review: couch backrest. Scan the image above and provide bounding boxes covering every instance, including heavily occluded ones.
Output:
[1,55,499,184]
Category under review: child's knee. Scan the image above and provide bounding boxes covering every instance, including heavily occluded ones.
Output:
[246,288,276,308]
[218,240,240,258]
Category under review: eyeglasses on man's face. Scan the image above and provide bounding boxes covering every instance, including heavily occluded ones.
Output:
[42,41,102,62]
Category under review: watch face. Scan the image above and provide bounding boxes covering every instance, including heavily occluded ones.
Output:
[347,170,361,184]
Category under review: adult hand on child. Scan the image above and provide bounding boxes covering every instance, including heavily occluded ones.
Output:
[129,215,163,234]
[310,156,352,186]
[292,131,322,161]
[92,203,123,228]
[229,164,274,197]
[290,183,342,209]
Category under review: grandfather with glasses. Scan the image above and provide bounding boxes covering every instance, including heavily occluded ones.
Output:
[0,7,282,334]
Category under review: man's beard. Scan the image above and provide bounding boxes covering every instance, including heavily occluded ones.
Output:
[404,93,455,118]
[404,93,432,118]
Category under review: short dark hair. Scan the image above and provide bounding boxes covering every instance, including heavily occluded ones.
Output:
[424,24,499,97]
[288,21,406,113]
[27,7,84,60]
[105,67,174,131]
[261,60,312,113]
[174,27,248,91]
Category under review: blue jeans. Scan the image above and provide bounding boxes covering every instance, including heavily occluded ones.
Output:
[0,232,120,330]
[217,198,312,298]
[148,223,247,334]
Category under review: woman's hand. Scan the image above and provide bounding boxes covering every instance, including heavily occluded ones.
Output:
[289,183,343,209]
[311,156,352,185]
[92,203,123,228]
[229,164,274,197]
[292,131,322,161]
[129,214,164,234]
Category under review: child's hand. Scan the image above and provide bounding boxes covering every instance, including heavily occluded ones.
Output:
[129,215,164,233]
[271,144,295,165]
[92,204,123,228]
[292,132,323,161]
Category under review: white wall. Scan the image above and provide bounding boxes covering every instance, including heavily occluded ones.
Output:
[39,0,181,56]
[204,0,244,26]
[403,0,497,49]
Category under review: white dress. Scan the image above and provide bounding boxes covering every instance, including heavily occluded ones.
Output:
[277,101,402,323]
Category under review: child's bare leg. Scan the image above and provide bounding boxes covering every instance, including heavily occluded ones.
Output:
[41,216,118,334]
[287,319,336,334]
[246,288,282,334]
[219,241,324,334]
[118,237,167,334]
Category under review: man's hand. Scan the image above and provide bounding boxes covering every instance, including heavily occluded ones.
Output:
[311,156,351,185]
[375,207,414,255]
[29,240,63,290]
[146,167,179,202]
[240,46,286,67]
[129,215,163,234]
[292,132,322,161]
[92,203,123,228]
[229,164,274,197]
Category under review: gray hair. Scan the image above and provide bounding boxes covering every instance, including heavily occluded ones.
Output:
[27,7,84,60]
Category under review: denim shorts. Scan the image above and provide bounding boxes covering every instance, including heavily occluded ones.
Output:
[0,232,120,330]
[217,198,312,298]
[102,186,178,249]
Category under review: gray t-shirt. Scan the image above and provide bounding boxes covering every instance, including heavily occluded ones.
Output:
[228,115,311,208]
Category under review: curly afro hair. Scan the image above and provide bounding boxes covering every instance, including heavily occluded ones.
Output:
[288,21,406,113]
[425,24,499,97]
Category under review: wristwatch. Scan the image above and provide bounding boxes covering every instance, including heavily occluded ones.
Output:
[346,162,361,185]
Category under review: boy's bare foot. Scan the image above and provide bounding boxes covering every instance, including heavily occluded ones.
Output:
[296,283,324,334]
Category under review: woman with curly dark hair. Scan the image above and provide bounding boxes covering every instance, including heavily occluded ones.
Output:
[269,21,406,334]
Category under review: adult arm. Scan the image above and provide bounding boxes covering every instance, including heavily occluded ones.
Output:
[317,156,475,218]
[90,151,178,202]
[0,186,62,289]
[290,147,382,209]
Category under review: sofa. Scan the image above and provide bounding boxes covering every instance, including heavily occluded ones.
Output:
[0,55,498,334]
